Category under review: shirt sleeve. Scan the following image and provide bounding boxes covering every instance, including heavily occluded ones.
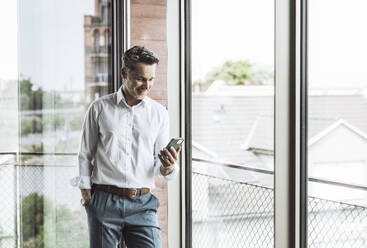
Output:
[153,109,180,181]
[70,101,99,189]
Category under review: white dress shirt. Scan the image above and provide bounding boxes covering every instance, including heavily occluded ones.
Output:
[70,87,179,189]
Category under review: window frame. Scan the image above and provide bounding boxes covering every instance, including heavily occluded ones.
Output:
[181,0,309,247]
[182,0,192,247]
[13,1,128,246]
[111,0,129,92]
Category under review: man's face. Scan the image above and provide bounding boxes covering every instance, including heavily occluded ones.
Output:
[121,62,157,101]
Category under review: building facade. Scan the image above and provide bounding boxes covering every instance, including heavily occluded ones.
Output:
[84,0,112,106]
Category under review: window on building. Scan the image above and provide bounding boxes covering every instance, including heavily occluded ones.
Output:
[93,29,100,53]
[105,29,110,46]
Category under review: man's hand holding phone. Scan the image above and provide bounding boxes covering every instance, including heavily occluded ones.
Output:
[158,137,184,176]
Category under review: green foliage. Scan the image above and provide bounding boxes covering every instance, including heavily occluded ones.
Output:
[20,77,76,111]
[21,116,43,135]
[41,114,66,132]
[21,193,89,248]
[21,113,83,136]
[19,77,83,136]
[92,16,102,23]
[20,79,44,111]
[208,61,256,85]
[22,193,45,245]
[194,60,273,91]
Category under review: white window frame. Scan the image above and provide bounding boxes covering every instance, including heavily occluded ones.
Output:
[167,0,309,247]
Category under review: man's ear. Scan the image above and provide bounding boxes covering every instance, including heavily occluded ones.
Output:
[121,68,127,79]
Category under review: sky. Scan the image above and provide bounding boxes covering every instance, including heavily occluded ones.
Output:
[0,0,93,91]
[0,1,18,80]
[0,0,367,90]
[192,0,367,89]
[192,0,274,82]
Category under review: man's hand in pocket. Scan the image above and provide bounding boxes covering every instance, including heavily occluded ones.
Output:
[81,189,91,206]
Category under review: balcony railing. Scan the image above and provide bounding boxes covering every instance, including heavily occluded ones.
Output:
[0,152,86,248]
[1,153,367,247]
[192,157,367,248]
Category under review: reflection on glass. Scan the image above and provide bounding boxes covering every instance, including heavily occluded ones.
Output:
[0,79,18,247]
[0,1,18,247]
[191,0,274,247]
[85,1,111,106]
[308,0,367,247]
[17,0,112,247]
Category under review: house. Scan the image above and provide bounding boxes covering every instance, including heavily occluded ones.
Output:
[191,84,367,247]
[192,84,367,189]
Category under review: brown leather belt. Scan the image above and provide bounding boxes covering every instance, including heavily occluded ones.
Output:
[92,184,150,197]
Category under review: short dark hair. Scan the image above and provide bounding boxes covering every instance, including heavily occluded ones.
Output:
[122,46,159,72]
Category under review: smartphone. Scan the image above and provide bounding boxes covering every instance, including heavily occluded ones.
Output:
[166,137,184,150]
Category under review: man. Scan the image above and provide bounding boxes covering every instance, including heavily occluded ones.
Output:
[71,46,181,247]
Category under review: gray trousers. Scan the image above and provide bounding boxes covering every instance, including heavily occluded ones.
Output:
[85,189,162,248]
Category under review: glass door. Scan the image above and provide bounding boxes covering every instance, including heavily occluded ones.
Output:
[17,0,113,247]
[190,0,275,247]
[307,1,367,247]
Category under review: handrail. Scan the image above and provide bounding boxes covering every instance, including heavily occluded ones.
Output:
[2,154,367,191]
[193,157,274,175]
[193,157,367,191]
[0,152,77,156]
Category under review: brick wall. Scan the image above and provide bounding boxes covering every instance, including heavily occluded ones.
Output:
[130,1,169,247]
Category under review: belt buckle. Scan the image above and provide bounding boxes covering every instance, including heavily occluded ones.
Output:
[131,188,138,196]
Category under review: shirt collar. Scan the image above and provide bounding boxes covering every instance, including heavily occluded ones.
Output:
[116,86,148,107]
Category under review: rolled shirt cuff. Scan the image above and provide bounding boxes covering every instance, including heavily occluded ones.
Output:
[159,162,179,181]
[70,176,92,189]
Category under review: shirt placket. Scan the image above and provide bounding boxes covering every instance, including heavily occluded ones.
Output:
[125,107,134,186]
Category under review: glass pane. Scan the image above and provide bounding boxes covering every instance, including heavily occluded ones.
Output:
[308,1,367,247]
[191,0,274,247]
[0,1,18,247]
[18,0,112,247]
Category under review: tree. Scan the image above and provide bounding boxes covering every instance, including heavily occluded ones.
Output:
[20,78,44,111]
[22,193,45,247]
[20,77,76,111]
[194,60,273,91]
[21,193,89,248]
[19,78,81,137]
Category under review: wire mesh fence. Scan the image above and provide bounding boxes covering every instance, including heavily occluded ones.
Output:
[0,164,16,248]
[0,159,89,248]
[2,159,367,247]
[19,164,89,248]
[192,172,274,248]
[192,172,367,248]
[308,198,367,247]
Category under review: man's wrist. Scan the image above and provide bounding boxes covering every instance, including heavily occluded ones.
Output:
[160,165,173,176]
